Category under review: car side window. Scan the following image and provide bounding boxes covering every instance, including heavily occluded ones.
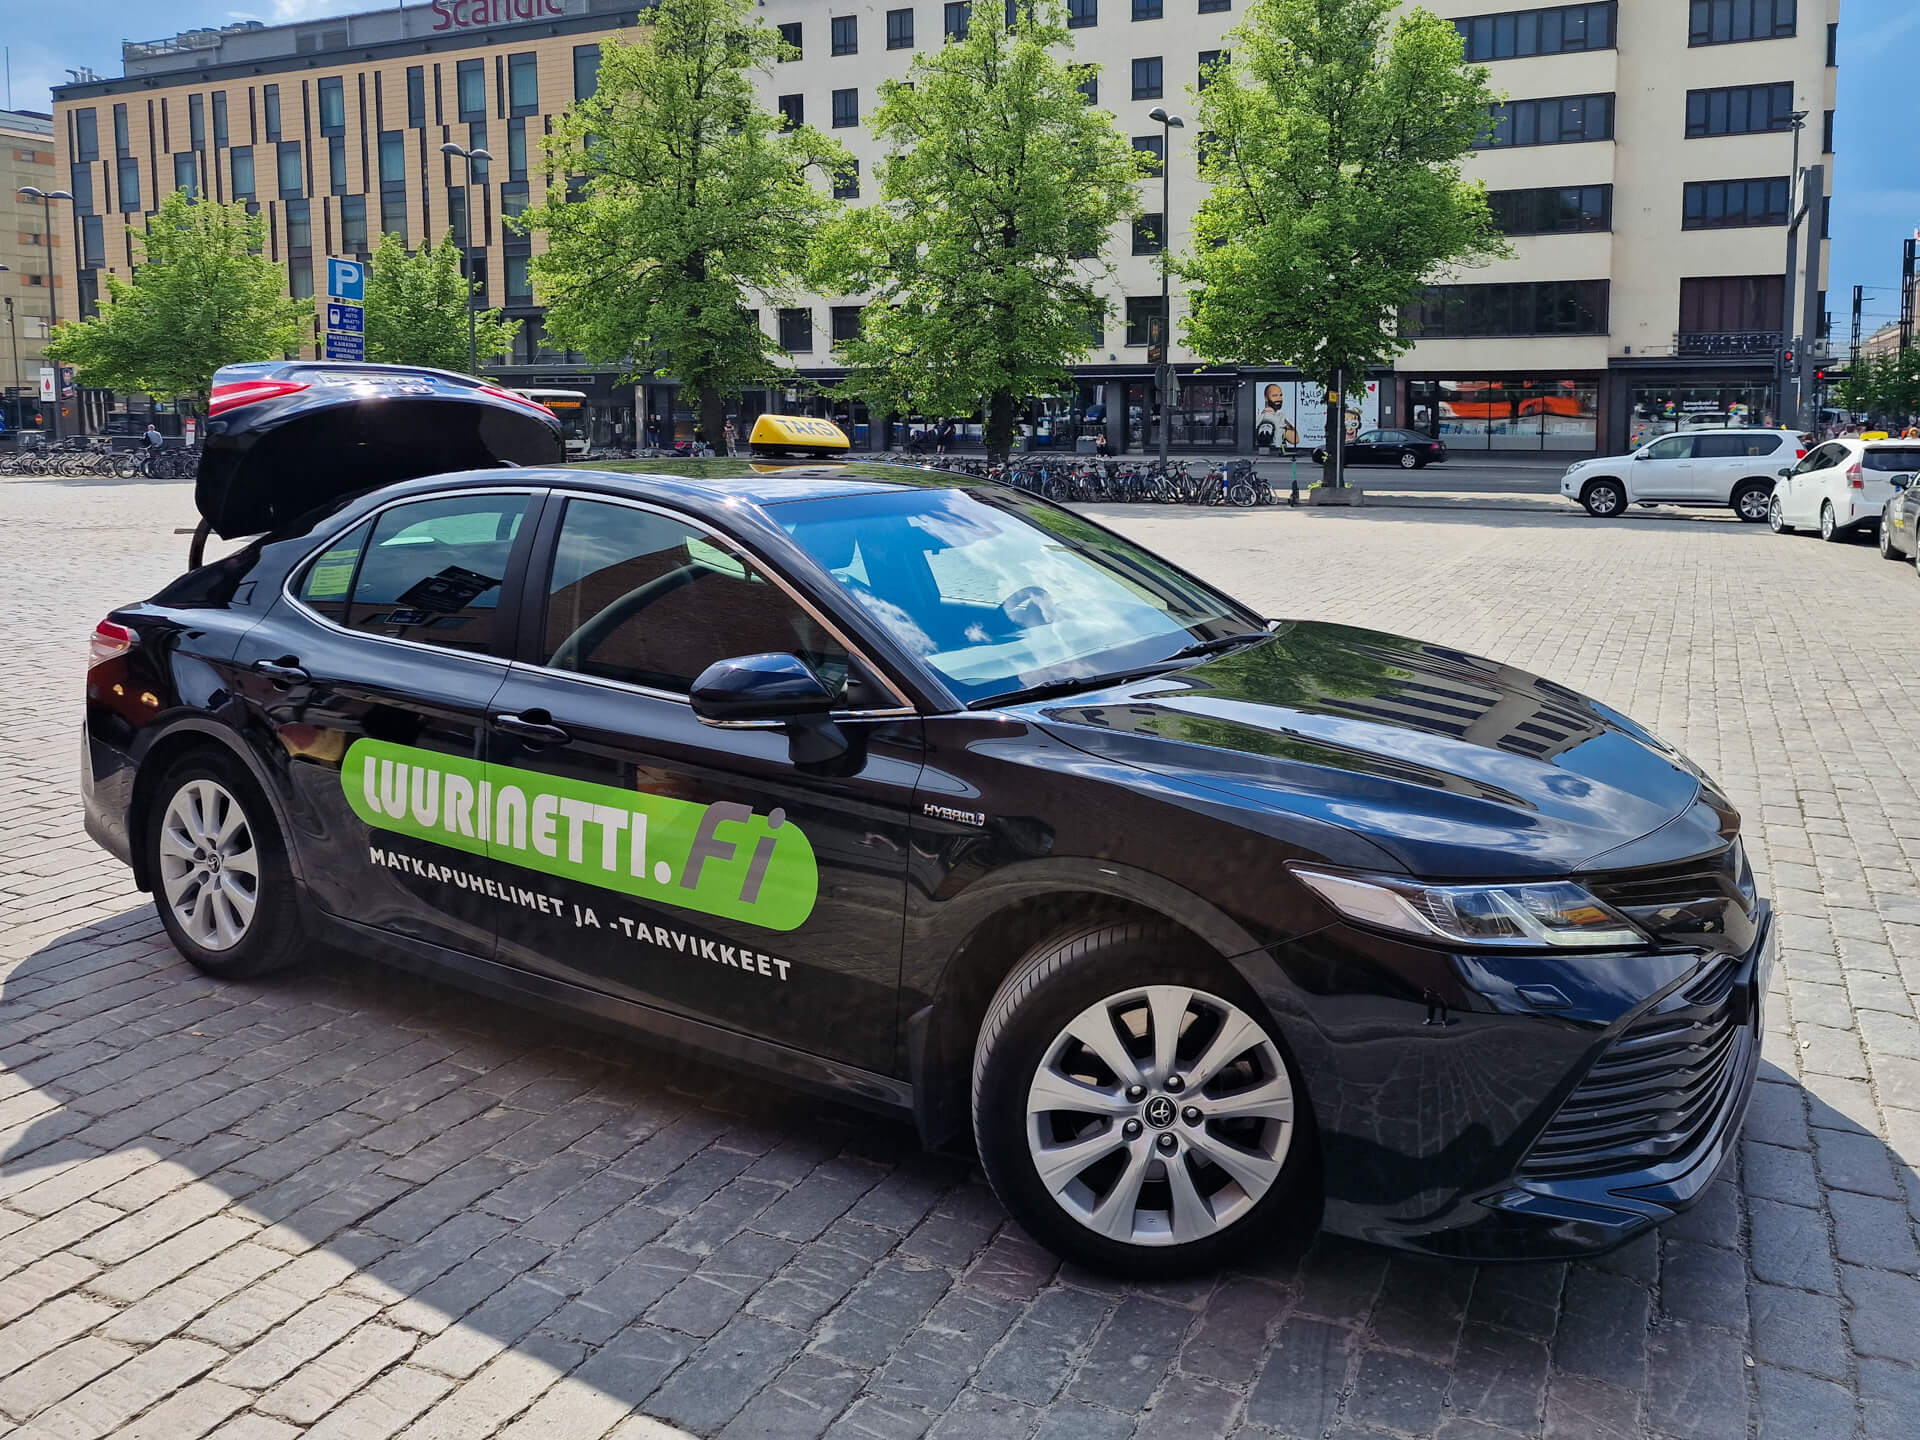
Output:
[294,518,374,622]
[1642,435,1693,461]
[1789,446,1827,476]
[1692,434,1744,459]
[1743,434,1784,456]
[1355,431,1382,445]
[540,498,874,705]
[324,495,528,655]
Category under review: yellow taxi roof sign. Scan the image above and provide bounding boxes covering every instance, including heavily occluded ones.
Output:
[749,414,850,454]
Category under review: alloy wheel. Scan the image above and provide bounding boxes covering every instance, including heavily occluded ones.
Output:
[1737,488,1770,522]
[1769,496,1786,532]
[1821,503,1837,540]
[1024,984,1294,1247]
[1399,452,1418,469]
[157,778,260,952]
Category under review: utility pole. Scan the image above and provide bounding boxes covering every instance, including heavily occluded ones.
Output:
[1901,237,1916,354]
[1851,285,1864,365]
[16,186,73,438]
[1777,112,1807,428]
[1799,163,1825,429]
[439,142,493,375]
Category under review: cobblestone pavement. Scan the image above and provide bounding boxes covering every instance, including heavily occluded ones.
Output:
[0,477,1916,1440]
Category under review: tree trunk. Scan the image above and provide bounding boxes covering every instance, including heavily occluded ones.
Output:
[698,385,727,453]
[985,391,1016,464]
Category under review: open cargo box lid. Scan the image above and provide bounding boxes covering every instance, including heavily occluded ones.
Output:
[195,361,566,539]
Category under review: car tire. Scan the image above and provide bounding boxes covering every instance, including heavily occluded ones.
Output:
[1769,495,1793,533]
[1581,479,1626,518]
[1398,451,1419,470]
[972,921,1311,1277]
[1732,483,1771,523]
[1880,513,1903,560]
[1820,501,1845,542]
[144,748,311,979]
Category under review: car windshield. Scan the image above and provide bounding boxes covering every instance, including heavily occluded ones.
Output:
[772,485,1262,706]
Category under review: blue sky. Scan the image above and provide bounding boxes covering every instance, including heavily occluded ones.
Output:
[9,0,1915,338]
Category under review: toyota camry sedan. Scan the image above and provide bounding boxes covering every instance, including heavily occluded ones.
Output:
[82,361,1770,1274]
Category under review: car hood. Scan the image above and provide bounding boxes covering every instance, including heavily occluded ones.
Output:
[1019,622,1717,879]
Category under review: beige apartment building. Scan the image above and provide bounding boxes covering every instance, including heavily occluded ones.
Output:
[49,0,1837,452]
[0,109,57,431]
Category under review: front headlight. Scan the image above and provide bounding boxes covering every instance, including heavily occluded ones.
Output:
[1289,866,1648,949]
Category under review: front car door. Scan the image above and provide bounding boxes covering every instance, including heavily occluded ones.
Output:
[236,486,538,959]
[479,491,923,1075]
[1630,434,1696,498]
[1348,431,1385,464]
[1784,443,1843,524]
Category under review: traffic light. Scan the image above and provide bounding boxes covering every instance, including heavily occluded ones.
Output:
[1782,348,1795,366]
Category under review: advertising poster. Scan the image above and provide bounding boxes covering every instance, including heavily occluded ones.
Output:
[1254,380,1381,452]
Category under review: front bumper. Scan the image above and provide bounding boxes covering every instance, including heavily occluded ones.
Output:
[1257,901,1771,1261]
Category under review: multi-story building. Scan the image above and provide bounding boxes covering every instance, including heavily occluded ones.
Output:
[49,0,1837,453]
[1,109,58,431]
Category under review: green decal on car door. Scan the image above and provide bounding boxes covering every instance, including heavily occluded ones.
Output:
[341,738,818,931]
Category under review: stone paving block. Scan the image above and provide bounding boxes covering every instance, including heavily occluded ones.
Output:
[1644,1320,1747,1440]
[1749,1197,1839,1293]
[25,1336,221,1439]
[1063,1295,1189,1413]
[714,1351,866,1440]
[646,1313,808,1434]
[810,1261,951,1370]
[256,1321,417,1425]
[1550,1269,1648,1389]
[1841,1264,1920,1365]
[1754,1364,1858,1440]
[0,1336,133,1423]
[1446,1324,1549,1432]
[1245,1316,1350,1437]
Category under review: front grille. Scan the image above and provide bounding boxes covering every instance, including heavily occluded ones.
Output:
[1585,842,1756,955]
[1520,958,1752,1182]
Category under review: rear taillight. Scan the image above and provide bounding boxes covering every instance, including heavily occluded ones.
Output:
[1848,462,1864,489]
[1795,449,1808,459]
[208,378,310,416]
[89,620,134,669]
[476,385,557,419]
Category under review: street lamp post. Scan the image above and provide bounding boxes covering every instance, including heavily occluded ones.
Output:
[1778,110,1808,428]
[17,186,74,439]
[1147,106,1183,468]
[439,144,493,375]
[0,266,18,432]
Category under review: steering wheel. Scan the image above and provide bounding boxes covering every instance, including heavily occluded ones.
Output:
[548,563,711,672]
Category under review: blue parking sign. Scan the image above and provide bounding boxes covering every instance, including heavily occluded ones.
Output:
[326,303,365,333]
[326,258,365,302]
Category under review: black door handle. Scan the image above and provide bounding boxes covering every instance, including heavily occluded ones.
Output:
[493,711,571,745]
[251,657,309,684]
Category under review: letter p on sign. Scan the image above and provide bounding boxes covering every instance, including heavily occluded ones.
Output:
[327,258,366,303]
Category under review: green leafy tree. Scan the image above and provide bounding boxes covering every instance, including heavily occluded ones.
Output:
[813,1,1148,462]
[516,0,849,441]
[1835,350,1920,426]
[44,190,310,411]
[363,230,520,373]
[1178,0,1508,482]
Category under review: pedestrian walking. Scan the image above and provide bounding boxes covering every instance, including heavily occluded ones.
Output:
[934,418,955,455]
[722,418,738,455]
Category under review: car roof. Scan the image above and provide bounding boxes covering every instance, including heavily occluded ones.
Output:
[363,457,987,511]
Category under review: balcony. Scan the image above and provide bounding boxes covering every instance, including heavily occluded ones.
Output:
[1674,331,1782,358]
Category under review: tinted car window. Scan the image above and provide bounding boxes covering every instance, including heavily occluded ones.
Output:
[1642,435,1693,460]
[337,495,527,655]
[541,498,860,700]
[1355,431,1383,444]
[1864,447,1920,472]
[295,518,373,621]
[1693,432,1782,459]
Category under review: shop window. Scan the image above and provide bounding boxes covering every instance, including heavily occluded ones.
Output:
[1414,378,1599,453]
[1685,83,1794,137]
[1688,0,1796,47]
[1455,3,1615,61]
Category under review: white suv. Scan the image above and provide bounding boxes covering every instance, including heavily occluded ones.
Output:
[1561,428,1806,521]
[1769,438,1920,541]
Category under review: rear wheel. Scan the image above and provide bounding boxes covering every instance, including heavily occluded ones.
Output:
[1398,451,1420,470]
[972,922,1311,1277]
[1820,501,1845,542]
[145,749,311,979]
[1582,478,1626,518]
[1732,483,1771,523]
[1227,482,1255,508]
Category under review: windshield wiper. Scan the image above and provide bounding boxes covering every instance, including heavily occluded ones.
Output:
[971,666,1173,710]
[1158,631,1270,663]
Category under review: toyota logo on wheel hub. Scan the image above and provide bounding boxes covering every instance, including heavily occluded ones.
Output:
[1143,1096,1176,1128]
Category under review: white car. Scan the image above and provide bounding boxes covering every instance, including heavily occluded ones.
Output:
[1561,427,1806,521]
[1770,438,1920,541]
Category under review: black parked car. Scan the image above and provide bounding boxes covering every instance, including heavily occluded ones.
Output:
[1310,430,1448,469]
[1878,471,1920,569]
[82,362,1769,1274]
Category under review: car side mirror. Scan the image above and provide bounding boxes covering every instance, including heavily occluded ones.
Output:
[691,652,835,725]
[1777,467,1792,478]
[1893,474,1914,490]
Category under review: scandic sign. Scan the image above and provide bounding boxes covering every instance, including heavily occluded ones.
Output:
[430,0,563,30]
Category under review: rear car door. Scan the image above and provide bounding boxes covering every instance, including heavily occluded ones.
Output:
[479,492,923,1074]
[235,487,540,959]
[1630,434,1696,498]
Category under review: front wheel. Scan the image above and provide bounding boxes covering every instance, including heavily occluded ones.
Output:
[1880,513,1903,559]
[972,922,1310,1277]
[1227,482,1255,508]
[1582,479,1626,518]
[1820,501,1845,542]
[1733,484,1772,523]
[1769,495,1793,533]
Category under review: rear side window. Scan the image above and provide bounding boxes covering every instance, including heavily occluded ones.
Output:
[1864,447,1920,472]
[1693,433,1782,458]
[296,495,529,655]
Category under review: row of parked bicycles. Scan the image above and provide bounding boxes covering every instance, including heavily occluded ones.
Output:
[0,437,202,479]
[909,454,1294,507]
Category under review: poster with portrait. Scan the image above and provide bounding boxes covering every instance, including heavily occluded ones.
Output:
[1269,380,1381,450]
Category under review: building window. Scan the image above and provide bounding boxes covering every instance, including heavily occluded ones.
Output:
[1198,50,1225,87]
[75,108,99,163]
[263,85,281,143]
[508,119,528,181]
[468,122,490,182]
[1132,134,1164,171]
[1068,0,1097,27]
[457,59,485,121]
[117,157,140,212]
[1827,21,1837,66]
[448,186,470,245]
[81,214,105,270]
[1133,0,1162,19]
[831,305,863,342]
[285,198,311,250]
[1685,83,1795,137]
[945,3,971,41]
[778,95,804,130]
[1125,296,1165,346]
[506,254,532,303]
[1079,73,1099,104]
[1682,177,1789,229]
[1132,213,1164,253]
[70,164,94,213]
[502,181,530,219]
[342,194,367,251]
[779,307,814,351]
[833,89,859,127]
[1679,274,1784,335]
[1487,184,1611,234]
[1198,0,1229,12]
[212,92,229,149]
[573,45,601,100]
[1132,57,1164,99]
[1454,3,1616,62]
[290,261,314,301]
[329,136,347,195]
[832,15,859,55]
[407,66,427,126]
[1688,0,1797,47]
[381,192,408,245]
[508,52,539,115]
[1820,193,1830,239]
[318,77,345,136]
[1479,93,1614,147]
[1403,280,1610,338]
[189,94,207,150]
[230,146,254,198]
[174,153,197,198]
[277,142,303,198]
[834,158,861,199]
[779,22,803,56]
[113,103,129,157]
[379,131,405,185]
[1823,108,1833,153]
[888,9,916,47]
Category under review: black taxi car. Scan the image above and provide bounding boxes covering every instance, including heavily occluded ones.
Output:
[83,361,1771,1273]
